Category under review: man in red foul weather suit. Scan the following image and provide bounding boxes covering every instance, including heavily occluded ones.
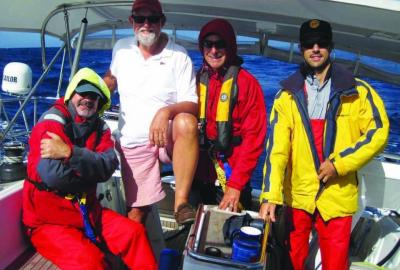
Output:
[193,18,267,211]
[22,68,156,270]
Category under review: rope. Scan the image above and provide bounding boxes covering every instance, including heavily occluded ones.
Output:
[3,143,25,164]
[3,155,23,164]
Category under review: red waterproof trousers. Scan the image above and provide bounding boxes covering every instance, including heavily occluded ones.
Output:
[30,208,157,270]
[285,207,352,270]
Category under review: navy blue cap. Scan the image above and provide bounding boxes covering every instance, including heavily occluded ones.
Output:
[300,19,332,45]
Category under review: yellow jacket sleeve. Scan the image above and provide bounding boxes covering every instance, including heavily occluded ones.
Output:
[332,80,389,176]
[260,91,292,205]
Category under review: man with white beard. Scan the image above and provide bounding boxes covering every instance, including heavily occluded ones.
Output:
[103,0,198,229]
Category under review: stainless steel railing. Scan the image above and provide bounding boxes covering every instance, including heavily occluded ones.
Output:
[0,95,56,141]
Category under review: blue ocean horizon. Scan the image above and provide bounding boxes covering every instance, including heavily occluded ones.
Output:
[1,48,399,188]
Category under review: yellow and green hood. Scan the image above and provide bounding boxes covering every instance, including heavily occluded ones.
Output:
[64,67,111,115]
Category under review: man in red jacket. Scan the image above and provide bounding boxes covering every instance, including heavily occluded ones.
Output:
[22,68,156,269]
[193,18,267,211]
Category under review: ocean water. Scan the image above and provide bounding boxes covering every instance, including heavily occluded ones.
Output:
[1,48,399,189]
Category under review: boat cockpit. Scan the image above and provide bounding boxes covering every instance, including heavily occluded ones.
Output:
[0,1,400,269]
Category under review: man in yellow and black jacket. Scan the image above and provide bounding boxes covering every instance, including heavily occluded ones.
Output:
[259,19,389,270]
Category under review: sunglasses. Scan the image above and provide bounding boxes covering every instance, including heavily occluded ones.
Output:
[301,40,331,49]
[77,91,101,100]
[131,15,162,24]
[203,39,226,50]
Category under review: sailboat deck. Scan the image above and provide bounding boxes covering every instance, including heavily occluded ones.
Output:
[7,224,189,270]
[19,252,59,270]
[5,248,58,270]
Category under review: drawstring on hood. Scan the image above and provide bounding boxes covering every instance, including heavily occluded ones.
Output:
[198,18,243,69]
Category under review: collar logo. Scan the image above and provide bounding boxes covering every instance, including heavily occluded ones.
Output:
[220,93,228,102]
[309,20,320,29]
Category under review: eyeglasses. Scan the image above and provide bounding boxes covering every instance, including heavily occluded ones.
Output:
[131,15,162,24]
[202,39,226,50]
[301,40,331,49]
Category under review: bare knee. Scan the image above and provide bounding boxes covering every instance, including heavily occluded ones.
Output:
[172,113,198,138]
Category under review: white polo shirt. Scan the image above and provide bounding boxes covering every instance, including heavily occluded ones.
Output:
[110,35,197,147]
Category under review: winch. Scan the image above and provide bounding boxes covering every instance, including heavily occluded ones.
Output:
[0,141,27,183]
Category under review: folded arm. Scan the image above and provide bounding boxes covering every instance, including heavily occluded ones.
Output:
[36,122,118,193]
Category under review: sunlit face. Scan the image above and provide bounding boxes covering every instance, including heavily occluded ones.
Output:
[203,34,227,71]
[301,43,331,71]
[70,92,100,118]
[132,8,162,48]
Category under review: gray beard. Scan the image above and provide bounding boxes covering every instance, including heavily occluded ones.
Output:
[68,100,97,119]
[137,31,157,47]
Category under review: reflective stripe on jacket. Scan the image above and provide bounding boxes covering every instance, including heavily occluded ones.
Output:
[23,99,118,228]
[260,64,389,221]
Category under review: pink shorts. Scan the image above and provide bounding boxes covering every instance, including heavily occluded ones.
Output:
[117,143,172,207]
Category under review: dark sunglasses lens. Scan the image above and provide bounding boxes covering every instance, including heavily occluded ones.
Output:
[132,16,145,23]
[147,15,161,23]
[132,15,161,24]
[302,40,330,49]
[318,40,330,48]
[79,91,100,100]
[302,42,315,49]
[203,40,213,49]
[203,40,226,49]
[214,40,226,49]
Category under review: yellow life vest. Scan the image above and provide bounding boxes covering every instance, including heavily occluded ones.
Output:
[199,66,243,210]
[198,66,240,151]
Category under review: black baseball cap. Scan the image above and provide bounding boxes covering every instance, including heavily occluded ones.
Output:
[299,19,332,46]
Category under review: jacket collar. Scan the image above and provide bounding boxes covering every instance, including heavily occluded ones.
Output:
[280,63,356,93]
[53,98,72,119]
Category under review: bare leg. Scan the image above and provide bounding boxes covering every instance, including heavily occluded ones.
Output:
[171,113,199,211]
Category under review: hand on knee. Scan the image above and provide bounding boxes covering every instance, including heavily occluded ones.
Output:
[127,206,149,224]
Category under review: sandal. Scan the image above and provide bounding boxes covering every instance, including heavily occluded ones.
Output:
[174,203,196,225]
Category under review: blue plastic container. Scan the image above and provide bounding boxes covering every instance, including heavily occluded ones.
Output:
[231,226,262,263]
[158,248,180,270]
